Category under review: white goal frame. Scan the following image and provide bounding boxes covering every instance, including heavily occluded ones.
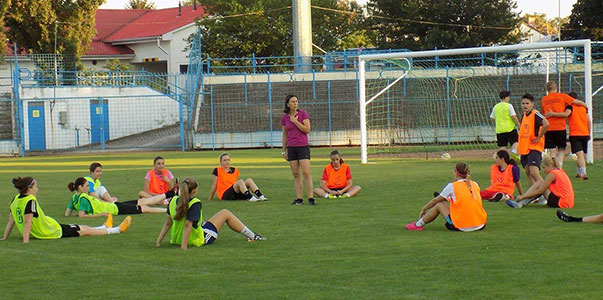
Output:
[359,40,593,164]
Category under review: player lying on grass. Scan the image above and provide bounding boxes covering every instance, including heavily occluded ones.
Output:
[557,210,603,223]
[208,153,267,202]
[156,177,265,250]
[313,150,361,199]
[65,177,169,218]
[506,155,574,209]
[85,162,118,203]
[2,177,131,243]
[480,150,523,202]
[138,156,175,198]
[405,162,487,232]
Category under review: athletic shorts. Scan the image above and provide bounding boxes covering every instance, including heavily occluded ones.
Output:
[546,192,561,208]
[569,136,590,154]
[496,129,518,147]
[202,221,218,245]
[60,224,81,238]
[115,202,143,215]
[521,150,542,169]
[286,146,311,161]
[221,186,247,200]
[545,130,567,150]
[444,215,486,232]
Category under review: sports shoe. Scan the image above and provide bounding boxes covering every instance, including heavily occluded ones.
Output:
[104,214,113,228]
[258,195,268,201]
[556,210,571,222]
[502,194,511,201]
[291,199,303,205]
[327,194,338,199]
[536,196,547,205]
[505,199,522,208]
[510,152,520,161]
[248,196,262,202]
[308,199,316,206]
[342,193,350,198]
[578,173,589,180]
[247,234,266,242]
[162,198,170,206]
[433,192,440,197]
[405,222,424,231]
[490,193,504,202]
[520,197,539,206]
[119,216,132,233]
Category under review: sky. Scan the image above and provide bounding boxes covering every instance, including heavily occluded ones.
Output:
[101,0,578,18]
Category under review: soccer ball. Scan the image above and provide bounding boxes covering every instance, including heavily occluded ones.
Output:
[568,153,577,161]
[441,152,451,160]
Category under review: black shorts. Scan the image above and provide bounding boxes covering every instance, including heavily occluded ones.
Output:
[202,221,218,245]
[116,202,143,215]
[60,224,81,238]
[221,186,247,200]
[496,129,518,147]
[545,130,567,150]
[521,150,542,169]
[286,146,311,161]
[569,136,590,154]
[444,215,485,232]
[546,192,561,208]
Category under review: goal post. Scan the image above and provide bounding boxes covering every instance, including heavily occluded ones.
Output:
[359,40,594,164]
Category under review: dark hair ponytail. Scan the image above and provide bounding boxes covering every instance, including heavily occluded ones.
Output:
[13,177,35,194]
[496,150,517,166]
[174,177,198,220]
[67,177,87,192]
[330,150,344,164]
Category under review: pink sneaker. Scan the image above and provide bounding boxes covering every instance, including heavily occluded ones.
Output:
[405,222,424,231]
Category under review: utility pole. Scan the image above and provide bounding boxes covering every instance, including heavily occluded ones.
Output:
[292,0,312,73]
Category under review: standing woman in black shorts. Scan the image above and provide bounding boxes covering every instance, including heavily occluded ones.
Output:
[281,95,315,205]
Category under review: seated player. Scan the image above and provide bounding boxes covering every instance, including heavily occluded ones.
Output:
[405,162,487,232]
[156,178,265,250]
[313,150,361,198]
[557,210,603,224]
[506,155,574,209]
[65,177,168,218]
[480,150,523,201]
[208,153,267,202]
[85,162,118,203]
[2,177,131,243]
[139,156,175,198]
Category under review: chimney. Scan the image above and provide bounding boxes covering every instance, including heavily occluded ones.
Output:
[178,2,182,16]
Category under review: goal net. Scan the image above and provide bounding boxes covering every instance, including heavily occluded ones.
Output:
[359,40,598,164]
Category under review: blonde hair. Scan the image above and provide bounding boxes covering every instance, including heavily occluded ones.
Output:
[546,81,557,92]
[174,177,198,220]
[542,155,559,169]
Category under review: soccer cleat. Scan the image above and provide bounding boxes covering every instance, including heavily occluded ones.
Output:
[291,199,303,205]
[405,222,424,231]
[505,199,522,208]
[490,193,504,202]
[342,193,350,198]
[119,216,132,233]
[510,152,520,161]
[247,234,266,242]
[536,196,547,205]
[258,195,268,201]
[577,174,588,180]
[327,194,338,199]
[248,195,262,202]
[308,199,316,206]
[556,210,571,222]
[433,192,440,198]
[104,214,113,228]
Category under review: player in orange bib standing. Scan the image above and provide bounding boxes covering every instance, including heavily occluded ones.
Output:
[506,155,574,209]
[405,162,487,232]
[138,156,176,199]
[480,150,523,202]
[567,92,590,180]
[541,81,587,168]
[518,93,549,187]
[208,153,267,202]
[313,150,361,199]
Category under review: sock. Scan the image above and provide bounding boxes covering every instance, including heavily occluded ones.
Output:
[324,194,329,198]
[416,218,425,227]
[239,226,256,239]
[579,167,587,175]
[254,189,263,197]
[244,190,252,199]
[107,227,120,234]
[165,190,175,199]
[568,216,583,222]
[92,225,106,230]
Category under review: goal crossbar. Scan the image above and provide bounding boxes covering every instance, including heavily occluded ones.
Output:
[358,40,593,164]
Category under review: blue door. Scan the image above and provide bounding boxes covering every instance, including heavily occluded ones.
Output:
[90,99,109,144]
[28,102,46,150]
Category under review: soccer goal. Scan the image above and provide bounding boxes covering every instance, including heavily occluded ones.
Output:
[359,40,596,164]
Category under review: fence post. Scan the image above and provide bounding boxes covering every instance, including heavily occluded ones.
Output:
[446,67,451,145]
[207,54,211,74]
[179,95,185,152]
[99,97,106,150]
[343,49,347,72]
[386,79,391,132]
[328,81,332,147]
[13,45,25,156]
[210,86,215,150]
[244,73,248,104]
[506,74,510,91]
[312,70,316,99]
[267,72,273,148]
[252,53,257,74]
[435,47,439,69]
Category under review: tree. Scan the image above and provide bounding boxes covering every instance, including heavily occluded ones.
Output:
[5,0,104,73]
[194,0,369,64]
[0,0,10,60]
[563,0,603,41]
[366,0,521,51]
[125,0,156,10]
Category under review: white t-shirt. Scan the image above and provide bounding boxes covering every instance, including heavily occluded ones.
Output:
[490,103,516,119]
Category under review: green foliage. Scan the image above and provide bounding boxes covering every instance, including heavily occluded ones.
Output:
[125,0,157,10]
[104,58,133,71]
[0,0,10,61]
[367,0,521,50]
[0,149,601,298]
[563,0,603,41]
[5,0,104,70]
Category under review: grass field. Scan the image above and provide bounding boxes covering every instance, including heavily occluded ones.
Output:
[0,148,601,299]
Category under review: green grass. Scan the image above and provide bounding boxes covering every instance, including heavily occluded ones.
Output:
[0,148,601,299]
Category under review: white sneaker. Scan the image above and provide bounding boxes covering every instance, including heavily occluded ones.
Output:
[536,196,547,205]
[248,196,261,202]
[258,195,268,201]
